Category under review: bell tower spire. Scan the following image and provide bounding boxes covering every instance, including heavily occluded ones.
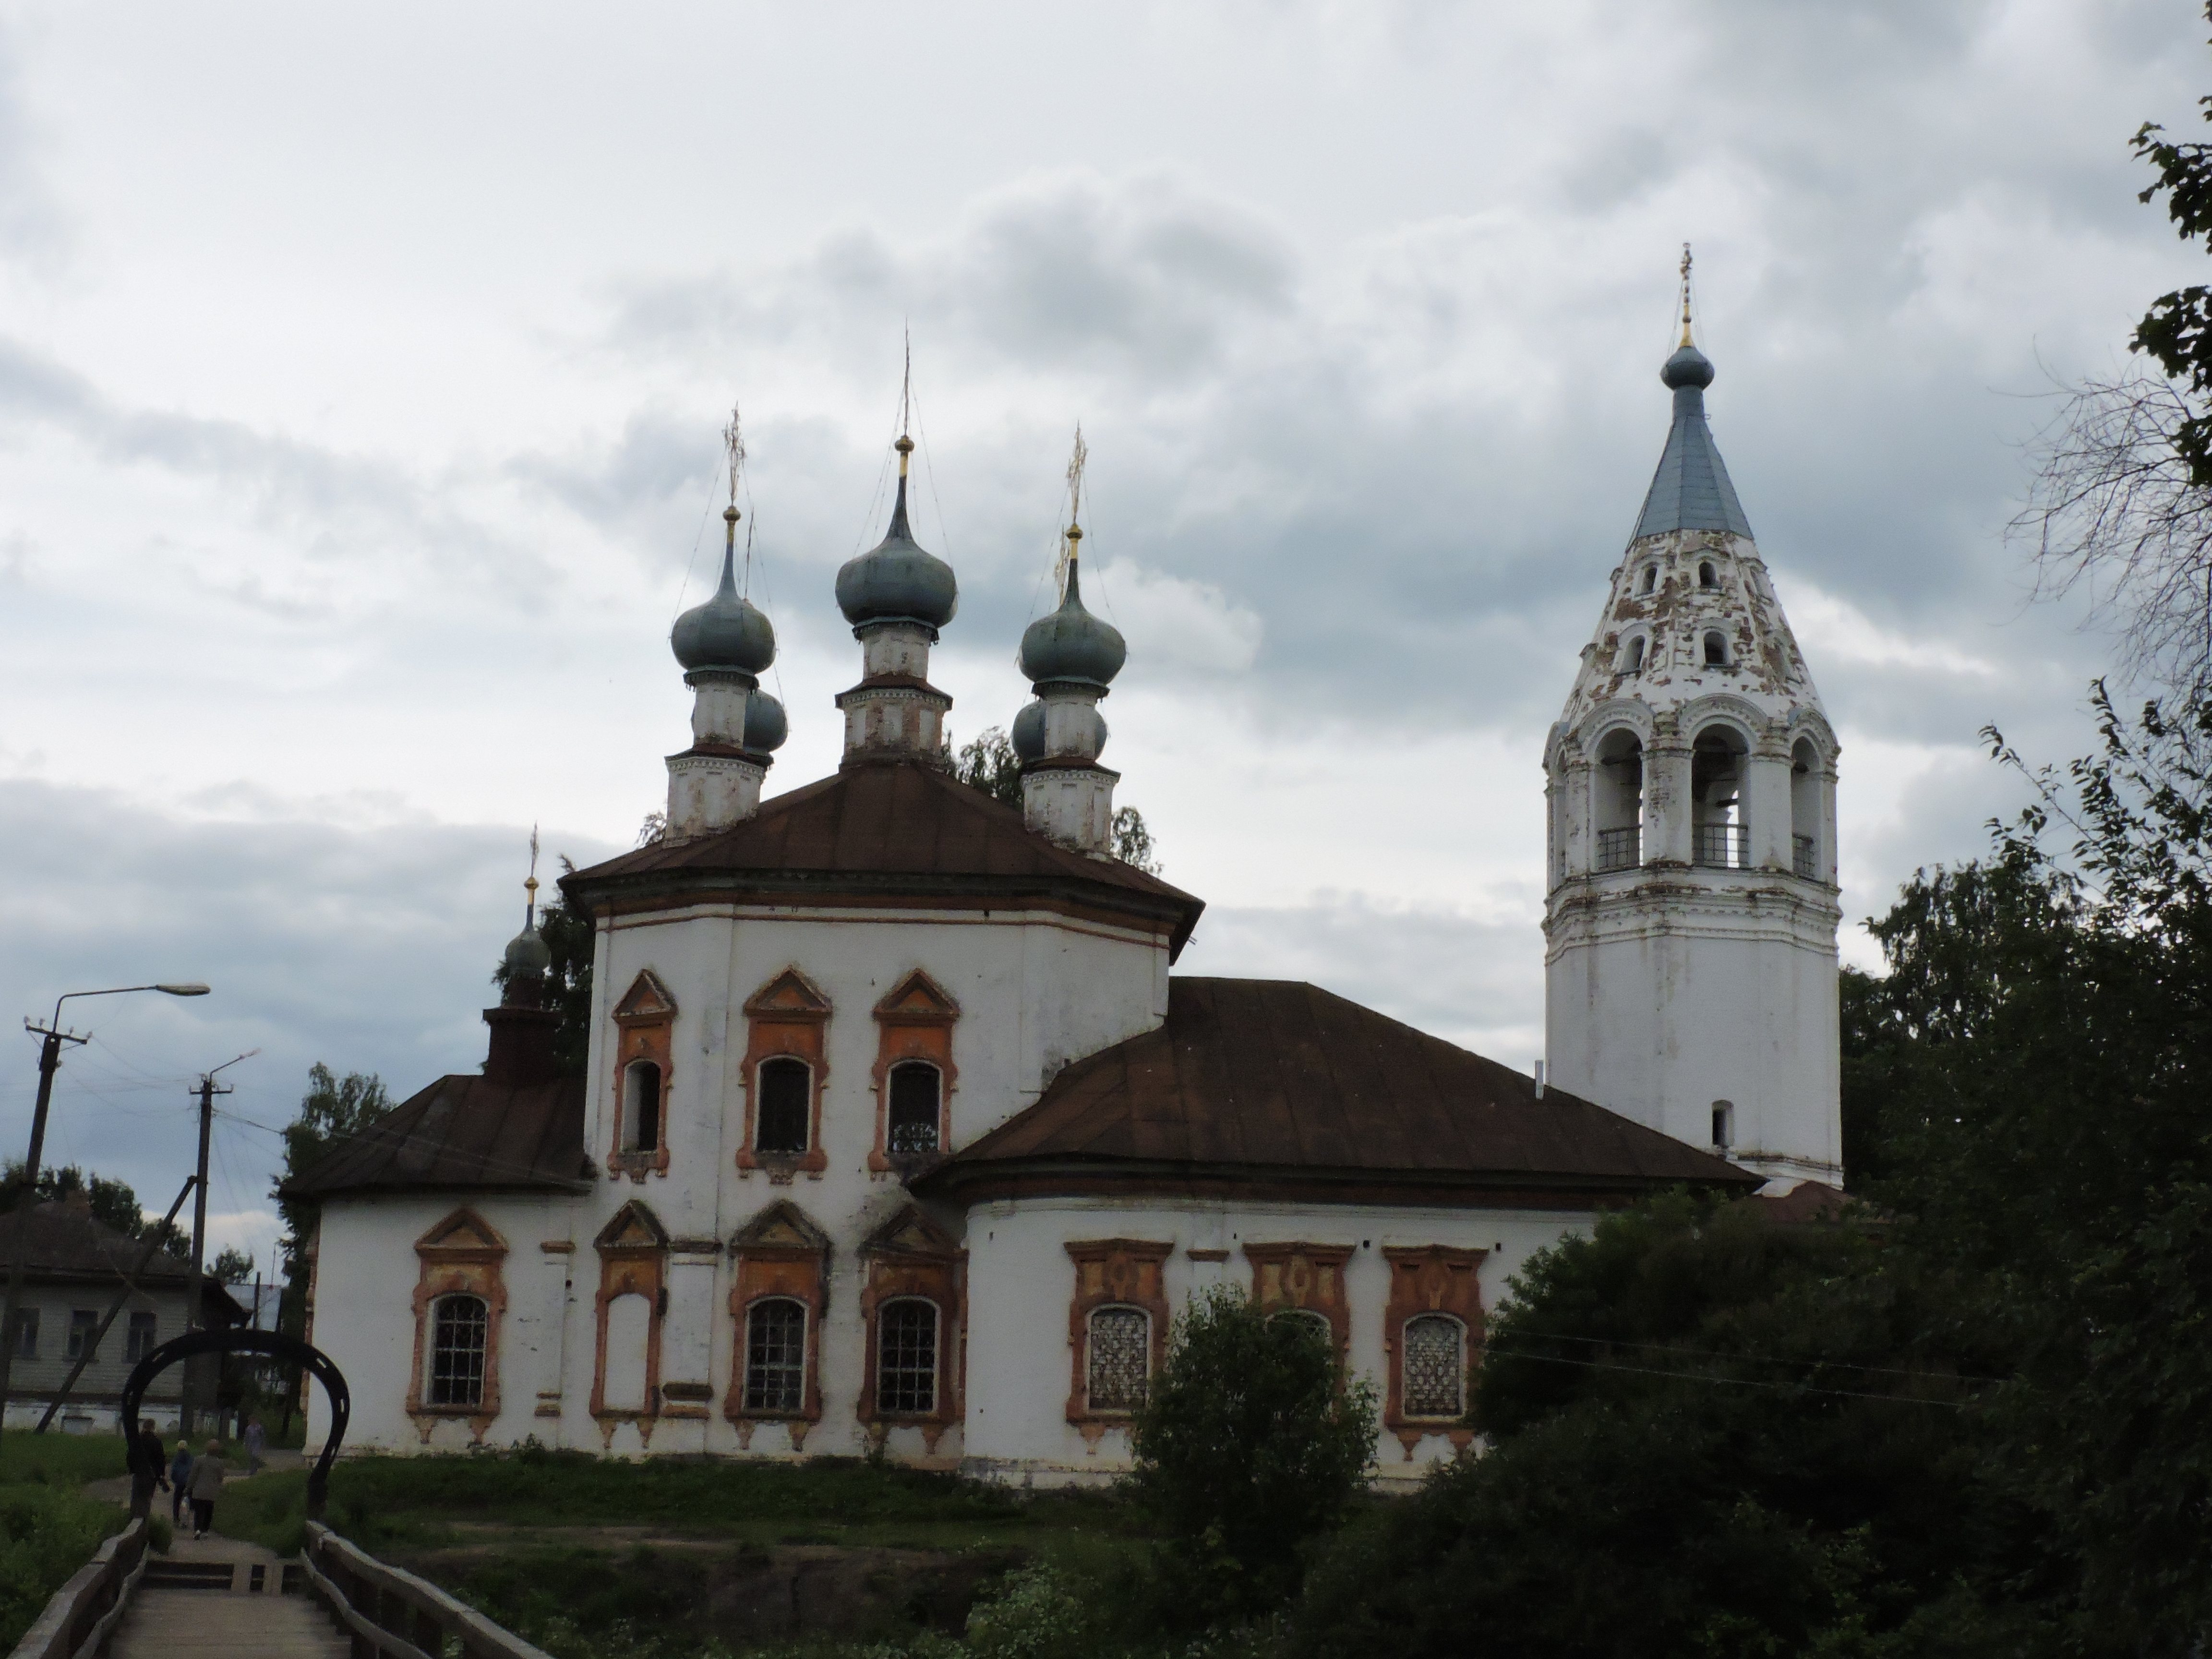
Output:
[1542,265,1842,1188]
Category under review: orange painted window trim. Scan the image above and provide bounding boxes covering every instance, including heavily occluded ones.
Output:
[868,970,959,1173]
[738,968,831,1180]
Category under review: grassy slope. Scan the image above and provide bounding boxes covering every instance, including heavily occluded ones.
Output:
[0,1432,137,1650]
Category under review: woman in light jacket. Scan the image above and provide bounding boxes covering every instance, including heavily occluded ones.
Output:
[186,1440,225,1540]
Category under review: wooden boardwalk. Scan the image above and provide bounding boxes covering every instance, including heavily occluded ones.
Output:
[106,1532,345,1659]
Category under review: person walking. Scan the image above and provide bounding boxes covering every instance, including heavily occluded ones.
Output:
[129,1419,168,1520]
[186,1439,225,1540]
[168,1439,192,1527]
[242,1416,265,1476]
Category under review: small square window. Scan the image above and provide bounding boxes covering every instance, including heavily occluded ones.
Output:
[125,1311,158,1363]
[66,1310,98,1362]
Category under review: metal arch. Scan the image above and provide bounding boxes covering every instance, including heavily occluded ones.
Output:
[121,1328,349,1520]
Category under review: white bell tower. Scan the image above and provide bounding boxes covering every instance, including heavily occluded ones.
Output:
[1542,257,1843,1188]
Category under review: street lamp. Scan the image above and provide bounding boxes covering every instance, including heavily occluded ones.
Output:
[0,983,212,1427]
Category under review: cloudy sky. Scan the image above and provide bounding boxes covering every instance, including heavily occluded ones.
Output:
[2,0,2203,1264]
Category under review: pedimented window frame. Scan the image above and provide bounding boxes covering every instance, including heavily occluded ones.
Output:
[856,1204,965,1453]
[406,1207,508,1443]
[590,1199,669,1447]
[1245,1241,1356,1364]
[1381,1244,1486,1459]
[738,968,831,1183]
[1063,1238,1172,1448]
[609,971,676,1181]
[868,971,959,1174]
[725,1199,831,1448]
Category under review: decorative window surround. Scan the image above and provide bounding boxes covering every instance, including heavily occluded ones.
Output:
[856,1205,965,1454]
[1381,1245,1486,1459]
[590,1200,669,1447]
[738,969,831,1183]
[1244,1242,1356,1362]
[725,1200,831,1449]
[609,972,676,1181]
[406,1208,508,1444]
[868,972,959,1175]
[1063,1238,1172,1449]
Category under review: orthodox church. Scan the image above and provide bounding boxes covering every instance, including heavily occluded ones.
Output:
[289,286,1840,1481]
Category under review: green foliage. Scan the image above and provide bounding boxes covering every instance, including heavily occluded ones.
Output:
[272,1063,390,1296]
[1294,1196,2011,1659]
[955,727,1164,874]
[0,1163,187,1258]
[962,1565,1090,1659]
[491,856,597,1078]
[1124,1287,1376,1624]
[209,1245,255,1285]
[0,1487,122,1650]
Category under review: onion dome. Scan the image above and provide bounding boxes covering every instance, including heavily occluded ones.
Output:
[743,689,788,754]
[673,508,776,675]
[1011,699,1046,763]
[836,437,958,633]
[1661,343,1714,389]
[1019,550,1125,688]
[503,920,552,980]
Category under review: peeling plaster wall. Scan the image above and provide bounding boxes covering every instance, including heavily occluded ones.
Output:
[960,1196,1591,1486]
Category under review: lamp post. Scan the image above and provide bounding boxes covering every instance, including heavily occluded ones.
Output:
[1,984,210,1428]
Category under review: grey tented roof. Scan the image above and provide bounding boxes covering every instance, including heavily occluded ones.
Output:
[1632,383,1753,541]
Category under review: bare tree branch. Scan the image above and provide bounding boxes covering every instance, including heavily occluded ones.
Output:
[2013,368,2212,701]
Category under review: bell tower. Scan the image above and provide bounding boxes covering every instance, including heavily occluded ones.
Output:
[1542,254,1842,1188]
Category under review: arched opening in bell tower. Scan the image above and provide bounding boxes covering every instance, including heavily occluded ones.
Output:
[1593,729,1644,871]
[1790,738,1821,878]
[1691,726,1748,868]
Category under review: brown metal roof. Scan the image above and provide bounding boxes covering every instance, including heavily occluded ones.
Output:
[562,757,1205,959]
[917,978,1758,1206]
[280,1074,591,1200]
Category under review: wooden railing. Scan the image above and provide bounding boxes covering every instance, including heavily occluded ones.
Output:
[302,1522,553,1659]
[7,1517,148,1659]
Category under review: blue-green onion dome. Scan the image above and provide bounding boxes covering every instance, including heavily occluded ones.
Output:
[1019,557,1125,689]
[1661,342,1715,390]
[836,469,958,633]
[744,689,788,754]
[1011,700,1046,762]
[503,921,551,980]
[673,512,777,674]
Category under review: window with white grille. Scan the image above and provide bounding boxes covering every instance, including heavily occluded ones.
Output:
[429,1294,489,1407]
[1402,1315,1465,1419]
[1086,1307,1149,1412]
[744,1298,805,1413]
[877,1299,938,1414]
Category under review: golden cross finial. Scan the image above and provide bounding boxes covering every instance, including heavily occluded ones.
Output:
[1057,426,1088,599]
[525,825,541,929]
[1678,242,1695,348]
[897,329,913,477]
[722,401,744,545]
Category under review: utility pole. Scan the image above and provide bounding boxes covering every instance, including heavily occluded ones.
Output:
[182,1068,228,1440]
[1,983,208,1429]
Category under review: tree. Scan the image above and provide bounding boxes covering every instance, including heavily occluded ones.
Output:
[209,1246,256,1286]
[271,1065,390,1301]
[1292,1196,2017,1659]
[1125,1286,1377,1626]
[2015,6,2212,700]
[954,725,1166,873]
[0,1162,187,1258]
[489,855,594,1077]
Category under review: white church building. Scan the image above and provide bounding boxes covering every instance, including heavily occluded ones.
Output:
[289,300,1841,1481]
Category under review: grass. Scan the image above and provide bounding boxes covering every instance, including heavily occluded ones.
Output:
[0,1432,137,1650]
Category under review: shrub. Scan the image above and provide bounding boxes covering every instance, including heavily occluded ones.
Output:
[1123,1286,1376,1626]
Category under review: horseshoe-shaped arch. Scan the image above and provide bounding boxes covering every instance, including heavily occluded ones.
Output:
[120,1329,349,1520]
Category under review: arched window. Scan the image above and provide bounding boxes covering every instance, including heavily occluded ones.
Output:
[1086,1306,1150,1413]
[1618,634,1646,675]
[1691,726,1748,868]
[1790,737,1820,878]
[756,1058,810,1154]
[1711,1100,1735,1149]
[743,1298,806,1413]
[1269,1308,1334,1349]
[877,1299,938,1415]
[1699,560,1719,589]
[429,1294,489,1407]
[1640,565,1658,594]
[887,1061,941,1155]
[622,1061,661,1153]
[1594,728,1644,871]
[1702,630,1728,667]
[1401,1314,1466,1419]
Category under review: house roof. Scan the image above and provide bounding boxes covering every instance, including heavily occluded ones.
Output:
[0,1202,246,1318]
[562,757,1205,959]
[916,977,1757,1207]
[279,1074,591,1201]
